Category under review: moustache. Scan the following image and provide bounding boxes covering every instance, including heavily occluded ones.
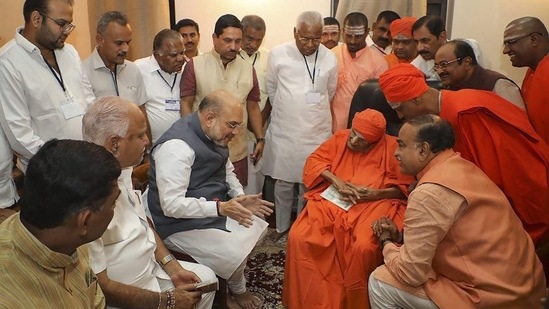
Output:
[117,52,127,57]
[418,50,430,55]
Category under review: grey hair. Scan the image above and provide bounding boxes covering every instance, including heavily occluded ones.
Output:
[82,96,131,145]
[296,11,323,28]
[242,15,266,31]
[97,11,129,34]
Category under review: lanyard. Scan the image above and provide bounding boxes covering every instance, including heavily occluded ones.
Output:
[372,44,387,55]
[44,51,65,92]
[303,49,319,84]
[111,64,120,96]
[157,70,178,93]
[238,52,258,67]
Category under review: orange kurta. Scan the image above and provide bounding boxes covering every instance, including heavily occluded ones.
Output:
[521,54,549,145]
[440,89,549,244]
[283,130,413,309]
[330,45,388,132]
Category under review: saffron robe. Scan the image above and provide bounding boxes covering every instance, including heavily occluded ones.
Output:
[440,89,549,244]
[384,53,413,69]
[521,53,549,144]
[283,130,413,309]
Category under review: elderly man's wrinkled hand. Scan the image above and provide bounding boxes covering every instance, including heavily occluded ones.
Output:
[172,284,202,309]
[218,199,254,227]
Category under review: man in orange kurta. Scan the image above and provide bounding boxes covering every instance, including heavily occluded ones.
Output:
[283,109,413,309]
[369,116,546,309]
[378,63,549,247]
[331,12,388,132]
[384,17,418,68]
[503,17,549,144]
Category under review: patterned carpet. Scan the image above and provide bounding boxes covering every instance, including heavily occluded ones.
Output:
[245,228,288,309]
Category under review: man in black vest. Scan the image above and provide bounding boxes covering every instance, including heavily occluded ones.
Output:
[434,40,525,109]
[148,89,273,309]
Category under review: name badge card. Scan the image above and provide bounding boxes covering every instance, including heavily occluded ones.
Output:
[60,98,84,120]
[306,92,321,104]
[165,99,180,111]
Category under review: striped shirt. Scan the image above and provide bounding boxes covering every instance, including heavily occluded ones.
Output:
[0,214,105,308]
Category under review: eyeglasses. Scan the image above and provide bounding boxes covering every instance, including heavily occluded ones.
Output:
[39,12,76,33]
[433,58,461,71]
[387,101,401,110]
[224,120,244,130]
[296,31,321,45]
[503,32,543,48]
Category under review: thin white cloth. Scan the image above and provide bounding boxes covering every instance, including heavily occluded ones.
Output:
[82,47,147,106]
[135,56,181,143]
[0,27,94,171]
[153,139,268,279]
[263,41,338,183]
[0,129,17,208]
[88,168,215,309]
[410,55,440,81]
[367,34,392,56]
[368,274,438,309]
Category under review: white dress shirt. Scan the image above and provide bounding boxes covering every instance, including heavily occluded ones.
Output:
[135,56,181,143]
[367,34,392,56]
[263,41,338,183]
[0,129,17,208]
[410,55,440,81]
[152,139,244,219]
[0,27,94,170]
[82,48,147,106]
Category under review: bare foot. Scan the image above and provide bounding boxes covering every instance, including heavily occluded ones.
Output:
[231,290,263,309]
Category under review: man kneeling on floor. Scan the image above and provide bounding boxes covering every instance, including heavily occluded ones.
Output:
[147,89,274,309]
[83,96,217,309]
[369,115,546,309]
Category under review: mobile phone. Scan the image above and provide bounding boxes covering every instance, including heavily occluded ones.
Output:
[195,280,218,293]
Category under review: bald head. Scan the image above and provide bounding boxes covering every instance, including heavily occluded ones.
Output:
[503,16,549,69]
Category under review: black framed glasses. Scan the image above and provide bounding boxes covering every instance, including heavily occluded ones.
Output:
[433,58,461,71]
[503,32,543,48]
[39,12,75,33]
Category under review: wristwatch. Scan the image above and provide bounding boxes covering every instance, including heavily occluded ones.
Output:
[256,137,266,144]
[158,254,175,267]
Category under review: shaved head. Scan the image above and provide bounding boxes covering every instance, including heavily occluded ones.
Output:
[503,16,549,69]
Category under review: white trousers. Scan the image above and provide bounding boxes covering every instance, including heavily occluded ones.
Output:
[244,141,265,195]
[368,274,439,309]
[274,179,306,233]
[164,217,268,294]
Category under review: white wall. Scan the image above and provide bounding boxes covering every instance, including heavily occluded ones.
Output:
[450,0,549,84]
[174,0,331,52]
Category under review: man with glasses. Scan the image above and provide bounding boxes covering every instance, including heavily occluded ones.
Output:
[180,14,265,188]
[435,40,524,109]
[263,11,337,241]
[504,16,549,145]
[331,12,388,132]
[148,89,273,309]
[378,63,549,252]
[0,0,94,172]
[384,17,418,68]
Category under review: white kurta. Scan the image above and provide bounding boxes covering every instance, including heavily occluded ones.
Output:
[135,56,181,143]
[0,28,94,170]
[263,41,338,183]
[88,168,215,309]
[82,48,147,106]
[410,55,440,81]
[153,139,268,279]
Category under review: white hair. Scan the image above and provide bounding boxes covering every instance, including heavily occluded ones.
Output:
[296,11,323,28]
[82,96,131,145]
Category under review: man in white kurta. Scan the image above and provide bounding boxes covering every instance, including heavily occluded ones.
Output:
[84,97,216,309]
[0,2,93,172]
[0,129,17,220]
[240,15,270,195]
[263,11,338,236]
[135,30,185,143]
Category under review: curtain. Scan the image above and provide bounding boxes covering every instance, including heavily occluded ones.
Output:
[87,0,170,61]
[335,0,426,25]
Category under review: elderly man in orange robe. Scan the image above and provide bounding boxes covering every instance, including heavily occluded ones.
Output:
[330,12,388,132]
[503,16,549,144]
[283,109,414,309]
[378,63,549,248]
[385,17,418,68]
